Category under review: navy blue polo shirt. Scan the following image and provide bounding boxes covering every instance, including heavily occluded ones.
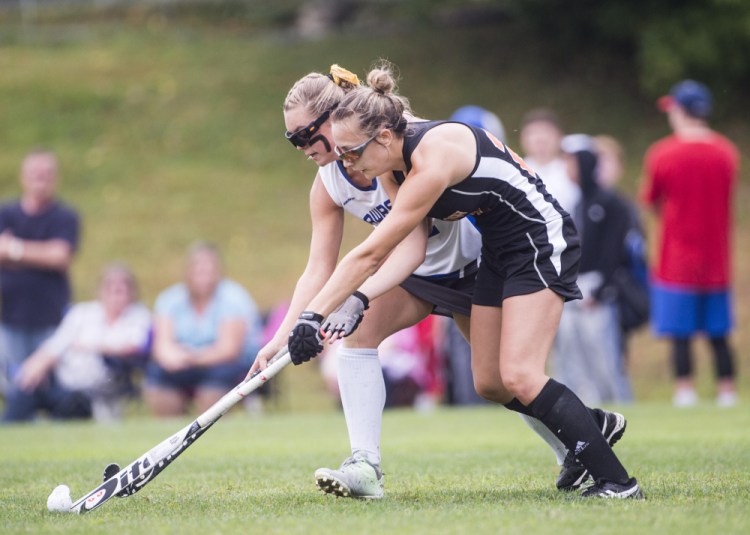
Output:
[0,200,80,327]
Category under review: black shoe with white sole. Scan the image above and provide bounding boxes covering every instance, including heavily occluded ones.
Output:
[556,410,628,491]
[581,477,645,499]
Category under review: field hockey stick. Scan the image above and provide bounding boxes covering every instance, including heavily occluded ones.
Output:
[67,346,291,515]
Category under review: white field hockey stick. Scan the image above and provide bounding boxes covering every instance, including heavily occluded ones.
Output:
[67,347,291,515]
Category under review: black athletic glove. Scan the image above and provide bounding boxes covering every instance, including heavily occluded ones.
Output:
[288,311,325,365]
[322,291,370,340]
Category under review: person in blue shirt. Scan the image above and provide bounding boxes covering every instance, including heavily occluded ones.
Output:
[144,241,262,417]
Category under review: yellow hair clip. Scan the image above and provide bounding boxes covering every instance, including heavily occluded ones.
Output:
[329,64,360,86]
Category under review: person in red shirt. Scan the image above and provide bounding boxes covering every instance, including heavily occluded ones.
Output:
[641,79,740,408]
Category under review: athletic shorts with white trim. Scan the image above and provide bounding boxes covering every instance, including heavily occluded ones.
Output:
[400,260,477,317]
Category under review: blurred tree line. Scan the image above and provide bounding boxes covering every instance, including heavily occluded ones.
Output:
[303,0,750,101]
[5,0,750,102]
[510,0,750,96]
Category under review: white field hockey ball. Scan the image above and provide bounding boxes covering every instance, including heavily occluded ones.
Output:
[47,484,73,513]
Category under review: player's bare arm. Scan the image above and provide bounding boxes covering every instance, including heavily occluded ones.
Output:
[356,217,429,300]
[250,174,344,372]
[407,122,479,189]
[305,131,468,318]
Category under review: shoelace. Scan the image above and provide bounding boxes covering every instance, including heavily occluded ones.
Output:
[340,457,358,468]
[340,456,374,470]
[340,456,384,478]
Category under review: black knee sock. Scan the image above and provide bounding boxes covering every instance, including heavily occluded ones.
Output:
[709,336,735,379]
[672,337,692,378]
[529,379,630,484]
[505,397,606,430]
[504,398,534,416]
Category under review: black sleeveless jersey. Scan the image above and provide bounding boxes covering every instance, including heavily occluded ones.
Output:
[396,120,568,228]
[394,120,578,281]
[395,120,581,302]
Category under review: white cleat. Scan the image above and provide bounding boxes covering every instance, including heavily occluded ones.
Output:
[314,454,384,500]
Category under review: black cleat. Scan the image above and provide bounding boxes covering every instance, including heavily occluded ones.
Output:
[556,411,627,491]
[102,463,130,498]
[103,463,121,481]
[581,477,645,499]
[556,451,588,491]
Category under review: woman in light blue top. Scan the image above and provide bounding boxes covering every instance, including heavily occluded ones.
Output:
[144,241,261,417]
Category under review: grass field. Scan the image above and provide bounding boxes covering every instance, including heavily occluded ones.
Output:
[1,403,749,534]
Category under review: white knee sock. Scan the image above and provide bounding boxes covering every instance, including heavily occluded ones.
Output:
[336,347,386,466]
[519,413,568,465]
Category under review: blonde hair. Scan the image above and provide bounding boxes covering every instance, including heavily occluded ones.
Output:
[99,262,139,302]
[283,65,361,116]
[186,240,223,266]
[331,61,411,137]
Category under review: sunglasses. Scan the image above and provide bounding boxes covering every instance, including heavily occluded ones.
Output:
[334,133,380,162]
[284,110,331,148]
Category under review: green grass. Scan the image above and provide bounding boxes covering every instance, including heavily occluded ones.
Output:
[1,404,748,534]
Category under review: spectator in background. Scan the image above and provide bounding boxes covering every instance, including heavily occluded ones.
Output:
[595,135,627,191]
[2,263,150,423]
[552,135,635,405]
[520,108,581,215]
[0,148,80,395]
[594,135,650,343]
[641,80,739,408]
[144,241,262,417]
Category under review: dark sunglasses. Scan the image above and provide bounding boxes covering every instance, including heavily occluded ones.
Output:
[334,133,380,162]
[284,110,331,148]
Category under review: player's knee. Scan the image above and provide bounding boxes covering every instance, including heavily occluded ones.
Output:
[473,376,504,403]
[344,318,387,348]
[342,333,383,349]
[499,366,537,401]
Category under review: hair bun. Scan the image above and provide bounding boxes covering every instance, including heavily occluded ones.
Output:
[366,68,395,96]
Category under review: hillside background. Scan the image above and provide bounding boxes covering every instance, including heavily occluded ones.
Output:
[0,0,747,409]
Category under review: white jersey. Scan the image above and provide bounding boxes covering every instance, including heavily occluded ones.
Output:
[319,161,481,278]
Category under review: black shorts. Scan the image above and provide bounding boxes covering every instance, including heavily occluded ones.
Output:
[473,215,582,307]
[399,260,477,317]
